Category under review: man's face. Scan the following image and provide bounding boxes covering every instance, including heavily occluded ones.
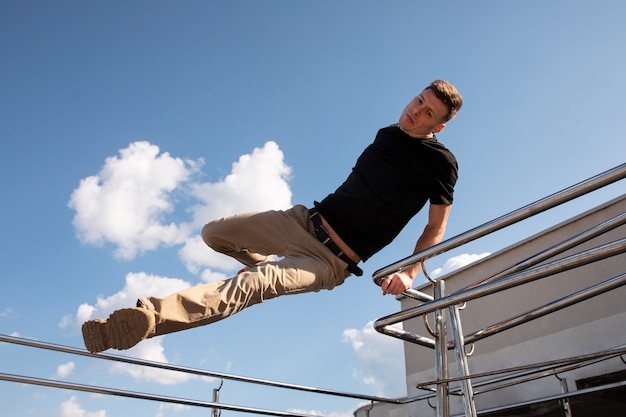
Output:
[398,88,448,137]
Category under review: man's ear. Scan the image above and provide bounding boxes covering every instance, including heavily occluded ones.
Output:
[433,123,446,133]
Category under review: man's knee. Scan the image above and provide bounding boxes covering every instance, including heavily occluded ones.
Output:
[201,221,217,248]
[202,219,236,254]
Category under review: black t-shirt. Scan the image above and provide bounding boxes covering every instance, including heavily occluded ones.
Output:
[315,124,458,262]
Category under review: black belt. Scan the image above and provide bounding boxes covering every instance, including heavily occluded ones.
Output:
[309,208,363,276]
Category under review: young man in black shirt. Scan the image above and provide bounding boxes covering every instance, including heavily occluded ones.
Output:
[82,79,463,353]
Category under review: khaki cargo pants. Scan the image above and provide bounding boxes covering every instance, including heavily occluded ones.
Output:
[142,204,353,336]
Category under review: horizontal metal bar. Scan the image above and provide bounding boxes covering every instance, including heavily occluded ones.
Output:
[460,379,626,417]
[0,334,400,405]
[0,372,317,417]
[401,288,434,302]
[417,345,626,391]
[469,346,626,397]
[465,272,626,345]
[373,162,626,282]
[458,211,626,292]
[450,345,625,397]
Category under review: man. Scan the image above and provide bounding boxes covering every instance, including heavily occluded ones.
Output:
[82,79,463,353]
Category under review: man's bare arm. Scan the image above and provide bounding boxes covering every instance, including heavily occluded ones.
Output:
[382,203,452,295]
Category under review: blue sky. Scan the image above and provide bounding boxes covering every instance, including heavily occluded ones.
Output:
[1,1,625,416]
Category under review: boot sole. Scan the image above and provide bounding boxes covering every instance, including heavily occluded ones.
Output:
[82,319,110,353]
[107,307,156,351]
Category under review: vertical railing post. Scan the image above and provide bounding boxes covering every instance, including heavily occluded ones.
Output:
[434,280,450,417]
[212,379,223,417]
[558,377,573,417]
[448,304,477,417]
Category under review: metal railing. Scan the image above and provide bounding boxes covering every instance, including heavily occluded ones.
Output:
[373,238,626,348]
[4,333,624,417]
[0,333,418,416]
[370,162,626,417]
[1,164,625,416]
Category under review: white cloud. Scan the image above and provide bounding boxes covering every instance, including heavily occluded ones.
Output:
[188,141,292,224]
[72,272,191,325]
[68,141,293,279]
[70,272,212,385]
[0,307,15,319]
[68,141,201,260]
[55,361,75,379]
[430,252,491,278]
[66,142,295,384]
[155,403,190,417]
[200,269,231,284]
[178,235,240,275]
[110,338,202,385]
[288,409,354,417]
[58,396,107,417]
[342,321,406,396]
[180,141,292,275]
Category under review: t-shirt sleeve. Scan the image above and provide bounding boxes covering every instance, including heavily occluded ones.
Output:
[430,160,458,205]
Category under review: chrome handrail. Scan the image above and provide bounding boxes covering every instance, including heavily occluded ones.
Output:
[0,372,314,417]
[369,163,626,417]
[373,238,626,347]
[0,333,406,406]
[372,163,626,283]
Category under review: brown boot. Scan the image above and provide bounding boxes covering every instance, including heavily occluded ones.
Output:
[82,307,155,353]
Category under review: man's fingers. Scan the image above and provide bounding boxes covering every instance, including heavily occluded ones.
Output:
[382,276,393,295]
